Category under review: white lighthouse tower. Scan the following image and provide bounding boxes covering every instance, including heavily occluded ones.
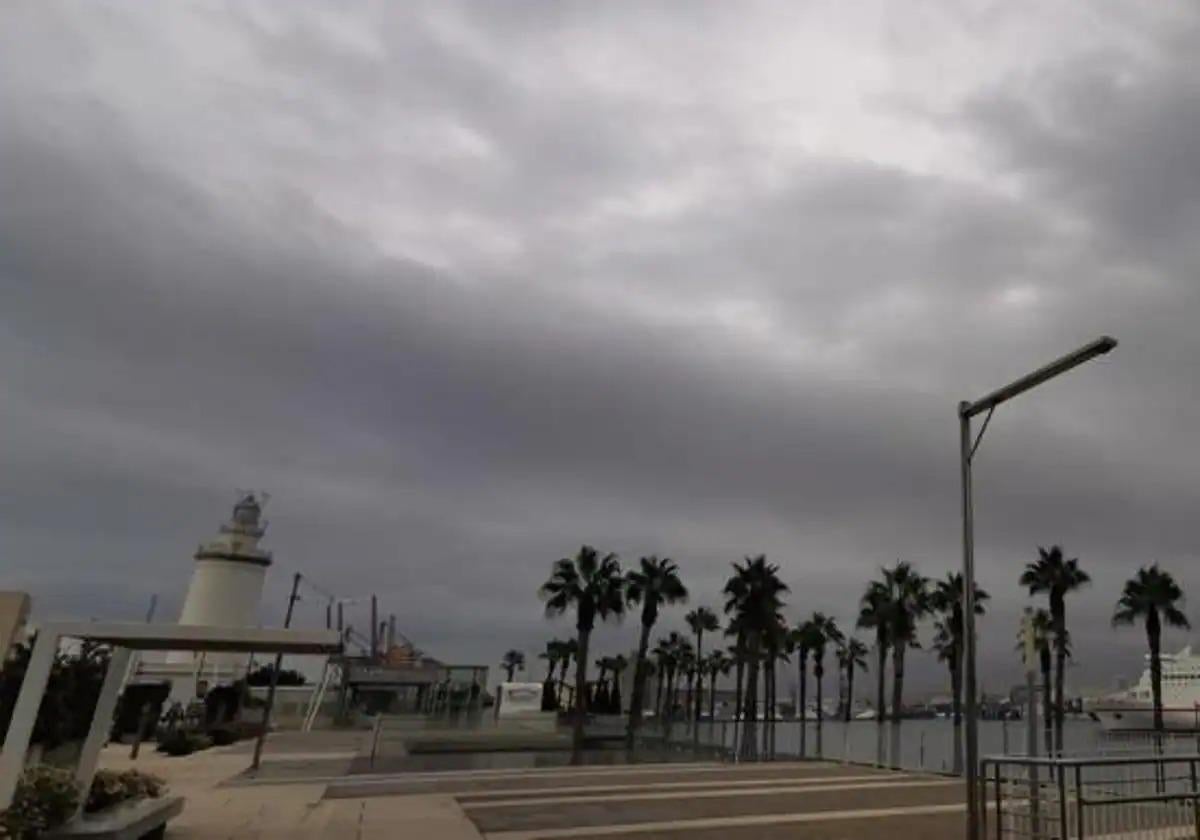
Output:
[151,494,274,702]
[176,493,272,629]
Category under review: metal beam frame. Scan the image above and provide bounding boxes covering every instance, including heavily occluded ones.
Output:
[0,622,341,811]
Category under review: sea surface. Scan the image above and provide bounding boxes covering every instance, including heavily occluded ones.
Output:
[653,717,1197,773]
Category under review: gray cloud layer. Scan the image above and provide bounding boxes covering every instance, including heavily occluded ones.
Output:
[4,1,1200,694]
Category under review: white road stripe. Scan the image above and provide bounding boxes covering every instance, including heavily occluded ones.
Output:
[482,801,975,839]
[324,760,841,786]
[465,778,959,810]
[456,773,908,801]
[242,760,752,787]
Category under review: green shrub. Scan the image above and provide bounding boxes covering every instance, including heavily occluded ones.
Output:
[190,734,213,751]
[156,730,194,757]
[207,727,238,746]
[85,769,164,814]
[156,730,211,757]
[0,765,80,838]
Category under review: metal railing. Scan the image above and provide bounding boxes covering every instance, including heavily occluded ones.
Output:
[981,753,1200,839]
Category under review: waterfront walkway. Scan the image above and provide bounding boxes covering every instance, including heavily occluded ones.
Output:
[99,733,969,838]
[330,761,968,839]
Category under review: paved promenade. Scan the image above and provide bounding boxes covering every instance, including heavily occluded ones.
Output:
[329,761,968,839]
[99,734,969,839]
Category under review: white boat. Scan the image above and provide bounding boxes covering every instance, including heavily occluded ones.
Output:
[1087,646,1200,732]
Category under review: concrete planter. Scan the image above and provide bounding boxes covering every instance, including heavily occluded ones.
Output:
[45,796,184,840]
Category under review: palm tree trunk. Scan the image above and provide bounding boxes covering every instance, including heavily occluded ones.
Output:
[1040,649,1053,757]
[840,662,849,715]
[764,661,774,756]
[558,658,571,707]
[815,660,824,722]
[734,635,745,718]
[742,640,760,757]
[709,672,718,719]
[890,644,905,769]
[655,671,664,718]
[876,643,887,722]
[685,672,694,723]
[950,653,962,775]
[798,652,807,722]
[573,628,591,752]
[694,630,705,723]
[891,644,905,720]
[766,659,775,720]
[1148,610,1163,732]
[844,666,854,722]
[666,668,676,721]
[1053,602,1066,755]
[627,621,653,745]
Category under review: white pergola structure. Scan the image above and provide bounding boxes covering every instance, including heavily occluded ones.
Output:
[0,622,341,811]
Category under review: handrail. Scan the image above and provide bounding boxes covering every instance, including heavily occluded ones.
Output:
[982,752,1200,768]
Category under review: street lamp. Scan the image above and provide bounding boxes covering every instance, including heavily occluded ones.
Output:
[960,335,1117,840]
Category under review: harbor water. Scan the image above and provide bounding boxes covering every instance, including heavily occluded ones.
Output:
[649,717,1196,773]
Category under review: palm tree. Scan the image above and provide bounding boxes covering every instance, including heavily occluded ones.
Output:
[1113,565,1191,732]
[1021,545,1089,753]
[538,640,562,710]
[763,618,789,725]
[884,561,929,725]
[837,637,869,722]
[539,640,562,683]
[1018,609,1058,755]
[789,619,817,722]
[666,633,693,720]
[594,656,612,707]
[557,639,578,707]
[500,649,526,682]
[930,571,989,774]
[624,556,688,744]
[810,613,843,722]
[857,580,891,721]
[686,607,720,723]
[608,654,628,714]
[540,546,626,750]
[725,619,746,720]
[679,643,697,721]
[640,659,657,719]
[707,650,731,719]
[652,636,677,719]
[723,555,788,751]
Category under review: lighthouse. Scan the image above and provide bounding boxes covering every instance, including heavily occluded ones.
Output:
[149,494,274,702]
[176,493,272,629]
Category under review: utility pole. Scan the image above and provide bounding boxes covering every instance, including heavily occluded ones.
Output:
[251,572,302,771]
[370,595,378,660]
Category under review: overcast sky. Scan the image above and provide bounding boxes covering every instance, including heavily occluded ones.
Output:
[4,2,1200,696]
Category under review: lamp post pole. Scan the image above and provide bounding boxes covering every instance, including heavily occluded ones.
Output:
[959,401,978,825]
[960,336,1117,840]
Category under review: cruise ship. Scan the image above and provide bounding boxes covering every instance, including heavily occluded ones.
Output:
[1088,646,1200,732]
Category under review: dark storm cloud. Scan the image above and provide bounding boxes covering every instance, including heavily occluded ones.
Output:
[4,1,1200,693]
